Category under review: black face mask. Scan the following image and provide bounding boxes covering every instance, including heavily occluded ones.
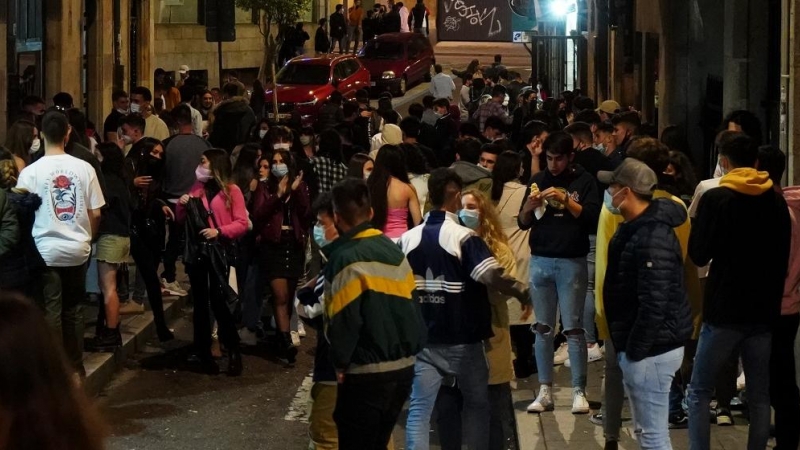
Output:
[144,155,164,177]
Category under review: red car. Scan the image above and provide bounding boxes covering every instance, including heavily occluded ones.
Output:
[264,54,371,127]
[358,32,435,96]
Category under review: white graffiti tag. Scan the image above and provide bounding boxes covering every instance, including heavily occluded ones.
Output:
[444,16,461,31]
[443,0,502,37]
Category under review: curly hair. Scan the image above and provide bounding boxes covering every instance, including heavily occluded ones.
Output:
[461,189,513,271]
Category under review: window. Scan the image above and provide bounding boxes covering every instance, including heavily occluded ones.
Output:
[361,41,405,60]
[276,64,331,85]
[333,62,348,81]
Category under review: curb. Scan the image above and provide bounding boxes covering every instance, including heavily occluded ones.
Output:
[83,294,188,396]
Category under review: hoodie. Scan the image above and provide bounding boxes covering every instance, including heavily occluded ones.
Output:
[604,199,692,361]
[689,167,791,326]
[451,161,492,198]
[208,97,256,153]
[781,186,800,315]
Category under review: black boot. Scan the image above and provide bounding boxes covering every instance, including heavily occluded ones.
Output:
[227,349,243,376]
[86,326,122,352]
[277,332,298,365]
[156,326,175,342]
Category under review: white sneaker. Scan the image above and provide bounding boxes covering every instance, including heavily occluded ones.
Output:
[572,388,590,414]
[238,328,258,346]
[526,386,554,413]
[161,279,188,296]
[297,321,307,338]
[736,372,746,391]
[553,342,569,365]
[566,344,605,367]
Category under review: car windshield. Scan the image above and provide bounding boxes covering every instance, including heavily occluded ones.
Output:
[276,64,330,85]
[361,41,405,60]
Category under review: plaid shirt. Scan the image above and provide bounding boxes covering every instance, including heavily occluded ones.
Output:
[472,100,509,131]
[311,156,347,194]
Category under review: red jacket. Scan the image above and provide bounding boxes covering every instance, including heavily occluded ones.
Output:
[176,181,249,241]
[251,180,311,245]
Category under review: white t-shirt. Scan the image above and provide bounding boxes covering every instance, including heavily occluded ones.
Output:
[687,177,721,278]
[16,153,106,267]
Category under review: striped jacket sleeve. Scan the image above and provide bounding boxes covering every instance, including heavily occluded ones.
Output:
[462,235,530,304]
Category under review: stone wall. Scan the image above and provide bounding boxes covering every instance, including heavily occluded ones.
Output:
[153,24,266,89]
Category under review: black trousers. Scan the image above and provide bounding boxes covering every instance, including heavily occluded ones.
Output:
[130,233,170,334]
[187,260,240,360]
[770,313,800,450]
[334,367,413,450]
[160,203,183,284]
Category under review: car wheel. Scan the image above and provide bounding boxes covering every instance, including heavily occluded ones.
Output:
[423,65,432,82]
[396,76,407,96]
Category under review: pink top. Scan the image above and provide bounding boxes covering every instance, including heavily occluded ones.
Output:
[383,207,409,239]
[782,187,800,315]
[176,181,249,241]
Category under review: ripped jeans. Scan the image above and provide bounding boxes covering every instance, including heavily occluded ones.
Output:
[530,255,588,389]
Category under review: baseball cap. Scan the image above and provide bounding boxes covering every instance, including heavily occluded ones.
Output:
[597,100,621,115]
[179,65,190,74]
[597,158,657,195]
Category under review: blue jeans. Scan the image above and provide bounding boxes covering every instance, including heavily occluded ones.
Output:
[405,344,489,450]
[530,256,588,388]
[687,323,772,450]
[619,347,683,449]
[584,235,597,344]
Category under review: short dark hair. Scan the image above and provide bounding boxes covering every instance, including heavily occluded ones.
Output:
[222,83,239,98]
[572,96,595,112]
[626,137,671,175]
[422,95,435,109]
[573,109,601,125]
[596,121,615,134]
[112,90,129,102]
[331,178,371,227]
[356,88,369,103]
[483,116,506,134]
[172,104,193,126]
[455,137,483,164]
[611,111,641,130]
[428,168,463,208]
[719,133,757,168]
[120,113,146,133]
[313,191,335,218]
[480,143,502,156]
[543,131,574,157]
[459,122,482,140]
[520,120,549,146]
[335,4,343,11]
[131,86,153,102]
[564,122,593,145]
[52,92,73,109]
[329,90,344,105]
[434,64,443,74]
[757,145,786,185]
[399,117,421,139]
[41,111,70,143]
[179,84,195,103]
[408,103,424,119]
[491,85,507,98]
[722,110,763,145]
[319,18,327,26]
[432,98,449,109]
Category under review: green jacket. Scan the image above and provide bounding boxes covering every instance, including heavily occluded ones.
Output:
[322,222,424,374]
[0,189,19,258]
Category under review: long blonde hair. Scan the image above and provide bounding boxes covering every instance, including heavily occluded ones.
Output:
[0,159,19,189]
[462,189,513,269]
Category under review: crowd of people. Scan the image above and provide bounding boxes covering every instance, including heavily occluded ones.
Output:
[0,52,797,450]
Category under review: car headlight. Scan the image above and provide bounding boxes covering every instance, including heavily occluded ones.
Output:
[297,99,317,107]
[381,71,396,79]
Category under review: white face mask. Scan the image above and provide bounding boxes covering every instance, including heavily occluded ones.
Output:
[29,138,41,154]
[130,103,141,113]
[300,136,312,146]
[121,134,133,145]
[259,129,268,139]
[273,142,291,150]
[116,107,128,115]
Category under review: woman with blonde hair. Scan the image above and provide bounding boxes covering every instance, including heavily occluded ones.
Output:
[453,189,530,448]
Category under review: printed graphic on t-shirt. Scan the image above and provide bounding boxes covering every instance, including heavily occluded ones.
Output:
[52,174,78,221]
[47,171,85,224]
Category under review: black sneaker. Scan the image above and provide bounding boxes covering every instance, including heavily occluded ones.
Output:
[669,411,689,429]
[85,327,122,352]
[589,412,603,426]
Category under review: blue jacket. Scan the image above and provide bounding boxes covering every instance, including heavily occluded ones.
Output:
[399,211,529,345]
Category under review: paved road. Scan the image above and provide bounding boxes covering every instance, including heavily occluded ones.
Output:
[99,310,316,450]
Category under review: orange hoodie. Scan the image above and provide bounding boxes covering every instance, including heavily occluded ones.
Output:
[781,186,800,315]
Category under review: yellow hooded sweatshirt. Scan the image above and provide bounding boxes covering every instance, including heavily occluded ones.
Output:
[595,190,703,340]
[718,167,773,195]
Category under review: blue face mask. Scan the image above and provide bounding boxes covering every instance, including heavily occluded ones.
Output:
[458,209,480,230]
[313,224,331,248]
[272,163,289,178]
[603,189,623,215]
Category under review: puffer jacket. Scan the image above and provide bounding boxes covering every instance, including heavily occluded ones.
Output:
[0,189,45,289]
[604,198,692,361]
